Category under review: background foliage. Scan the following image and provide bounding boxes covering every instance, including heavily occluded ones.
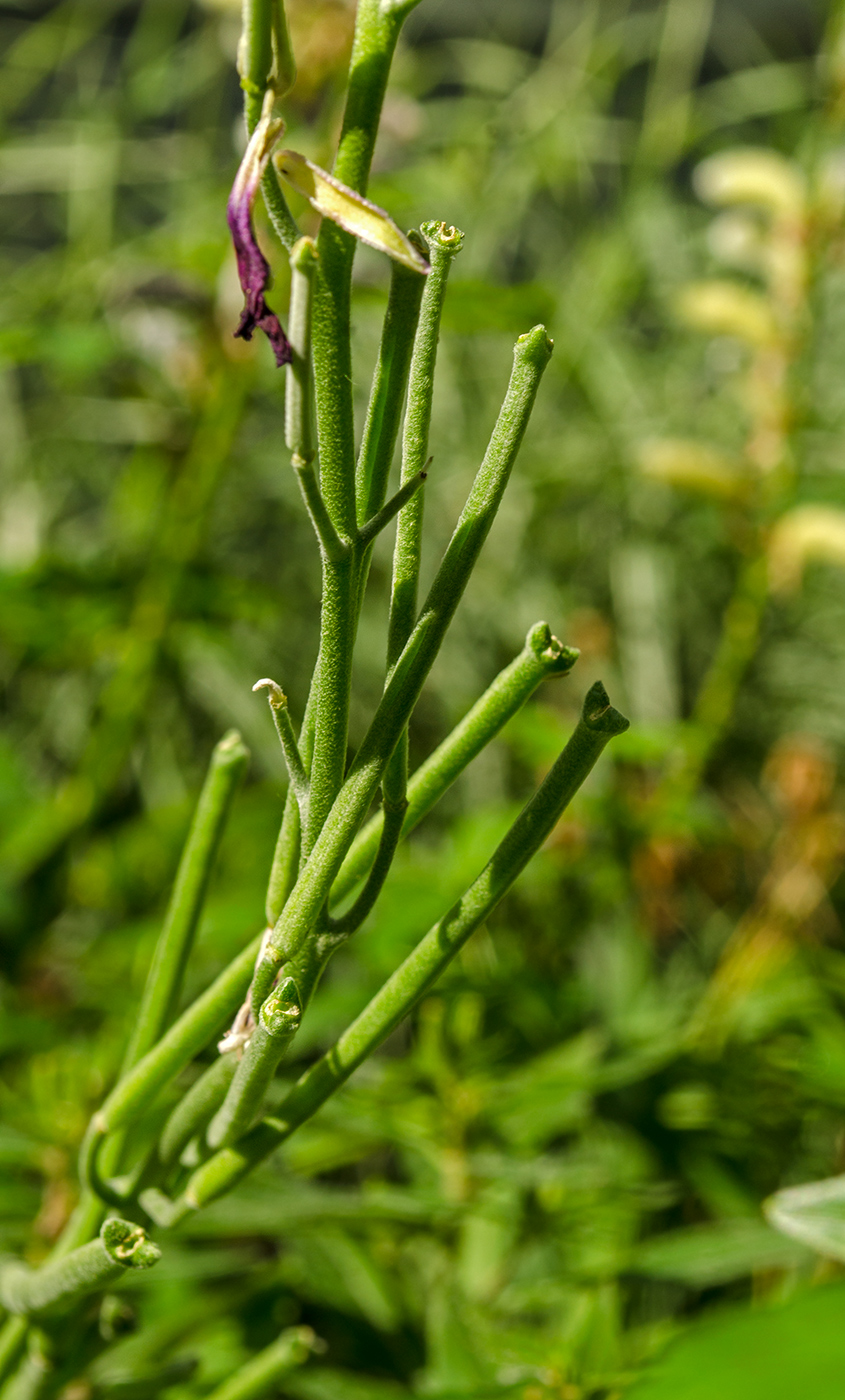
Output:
[4,0,845,1395]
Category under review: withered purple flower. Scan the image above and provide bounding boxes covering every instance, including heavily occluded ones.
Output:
[227,109,292,366]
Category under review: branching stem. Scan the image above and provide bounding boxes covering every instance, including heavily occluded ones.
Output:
[169,680,628,1215]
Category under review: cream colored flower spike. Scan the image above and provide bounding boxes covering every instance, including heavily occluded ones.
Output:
[274,149,429,274]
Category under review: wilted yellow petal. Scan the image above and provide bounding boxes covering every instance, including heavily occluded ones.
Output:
[694,149,805,219]
[768,505,845,592]
[274,149,429,274]
[638,438,749,501]
[707,211,766,273]
[677,280,777,347]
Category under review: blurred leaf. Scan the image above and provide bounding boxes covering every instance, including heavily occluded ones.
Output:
[628,1284,845,1400]
[631,1217,811,1287]
[766,1173,845,1263]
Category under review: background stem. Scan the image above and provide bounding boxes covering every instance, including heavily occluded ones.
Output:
[121,731,249,1073]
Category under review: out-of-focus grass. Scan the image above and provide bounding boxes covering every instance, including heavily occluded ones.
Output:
[4,1,845,1396]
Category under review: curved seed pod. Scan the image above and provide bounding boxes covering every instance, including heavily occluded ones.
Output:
[0,1220,160,1318]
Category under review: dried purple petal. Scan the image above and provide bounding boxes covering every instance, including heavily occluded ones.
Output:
[227,109,291,367]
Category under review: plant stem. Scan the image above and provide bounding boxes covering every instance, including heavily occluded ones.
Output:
[0,1222,160,1318]
[331,621,578,906]
[79,929,262,1185]
[302,549,357,856]
[287,225,354,859]
[334,0,421,195]
[355,257,427,526]
[386,220,463,669]
[121,731,249,1074]
[327,794,406,936]
[285,237,318,466]
[240,0,298,247]
[260,168,299,252]
[253,681,308,813]
[202,1327,317,1400]
[263,326,553,971]
[309,0,418,517]
[304,0,422,864]
[263,695,317,926]
[294,460,349,563]
[174,679,627,1213]
[156,1053,238,1170]
[264,789,301,925]
[383,220,463,807]
[357,469,428,549]
[238,0,274,111]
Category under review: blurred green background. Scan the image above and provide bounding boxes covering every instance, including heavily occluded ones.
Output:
[6,0,845,1395]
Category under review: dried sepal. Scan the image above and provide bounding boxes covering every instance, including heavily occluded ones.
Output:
[275,149,430,274]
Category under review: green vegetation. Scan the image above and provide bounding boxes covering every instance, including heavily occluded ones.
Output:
[4,1,845,1397]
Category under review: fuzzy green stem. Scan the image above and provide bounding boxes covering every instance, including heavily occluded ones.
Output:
[294,460,349,562]
[285,237,318,466]
[269,0,296,96]
[238,0,274,109]
[264,789,301,925]
[241,0,298,247]
[262,326,553,971]
[261,168,300,251]
[303,551,357,856]
[355,257,427,525]
[334,0,422,195]
[305,0,422,858]
[173,680,627,1213]
[121,731,249,1074]
[253,681,308,811]
[0,1222,160,1318]
[202,1328,317,1400]
[387,221,464,668]
[309,0,418,527]
[206,978,301,1148]
[263,693,317,926]
[311,0,414,535]
[327,795,406,936]
[357,468,428,549]
[383,221,463,807]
